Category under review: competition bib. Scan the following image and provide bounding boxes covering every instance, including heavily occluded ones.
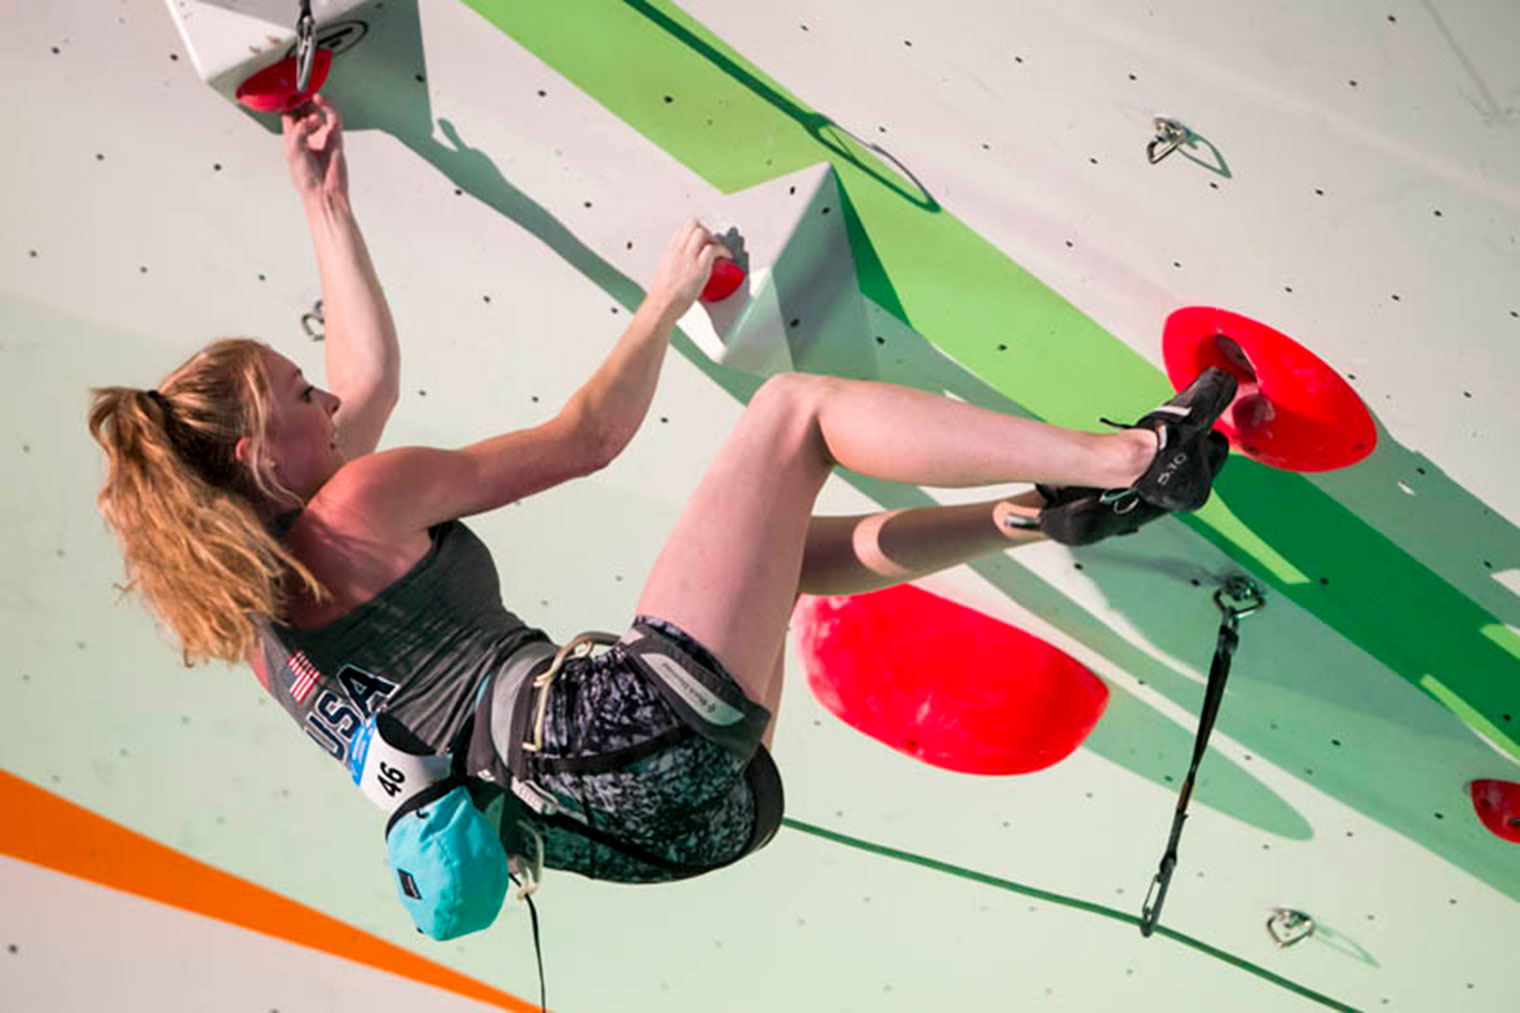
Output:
[346,713,453,816]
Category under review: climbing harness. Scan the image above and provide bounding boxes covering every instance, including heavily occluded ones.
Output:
[1139,574,1266,937]
[461,626,781,1011]
[483,626,779,870]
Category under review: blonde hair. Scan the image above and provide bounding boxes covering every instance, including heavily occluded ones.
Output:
[87,338,331,668]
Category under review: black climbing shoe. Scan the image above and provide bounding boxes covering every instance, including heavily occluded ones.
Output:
[1099,367,1238,513]
[1016,432,1231,546]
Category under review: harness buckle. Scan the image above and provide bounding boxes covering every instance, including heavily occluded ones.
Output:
[510,776,561,817]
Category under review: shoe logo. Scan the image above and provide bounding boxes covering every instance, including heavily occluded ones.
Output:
[1155,452,1188,486]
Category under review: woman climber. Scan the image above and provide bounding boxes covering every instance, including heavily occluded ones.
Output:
[87,94,1235,891]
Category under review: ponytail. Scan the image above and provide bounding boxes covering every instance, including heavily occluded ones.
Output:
[87,338,330,667]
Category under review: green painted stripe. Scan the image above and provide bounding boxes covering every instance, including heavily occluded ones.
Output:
[1422,673,1519,756]
[783,818,1358,1011]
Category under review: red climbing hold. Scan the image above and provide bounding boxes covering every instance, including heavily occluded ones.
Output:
[1162,306,1376,472]
[1469,779,1520,843]
[235,49,334,114]
[793,585,1108,775]
[700,257,746,302]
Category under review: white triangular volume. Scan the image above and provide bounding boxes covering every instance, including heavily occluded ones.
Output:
[672,163,868,377]
[164,0,389,100]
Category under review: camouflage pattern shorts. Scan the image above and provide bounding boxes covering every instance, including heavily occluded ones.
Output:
[525,615,777,883]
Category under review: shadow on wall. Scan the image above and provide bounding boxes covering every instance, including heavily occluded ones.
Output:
[245,1,1520,901]
[1309,413,1520,634]
[619,0,942,215]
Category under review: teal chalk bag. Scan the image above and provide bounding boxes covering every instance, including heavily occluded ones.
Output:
[384,778,510,940]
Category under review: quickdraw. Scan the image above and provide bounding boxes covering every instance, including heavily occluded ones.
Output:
[1140,574,1266,937]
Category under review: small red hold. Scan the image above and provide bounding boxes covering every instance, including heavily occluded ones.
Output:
[793,585,1108,775]
[1469,779,1520,843]
[235,49,333,114]
[700,258,746,302]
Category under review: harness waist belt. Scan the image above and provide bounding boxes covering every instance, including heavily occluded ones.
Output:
[489,640,558,777]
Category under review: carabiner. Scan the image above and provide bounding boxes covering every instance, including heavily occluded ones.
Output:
[294,1,317,93]
[1214,574,1266,627]
[1266,907,1316,948]
[1140,863,1171,936]
[1147,117,1191,164]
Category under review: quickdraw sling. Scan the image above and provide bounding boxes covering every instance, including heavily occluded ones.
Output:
[1139,574,1266,937]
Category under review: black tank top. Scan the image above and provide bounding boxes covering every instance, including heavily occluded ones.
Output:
[254,510,549,766]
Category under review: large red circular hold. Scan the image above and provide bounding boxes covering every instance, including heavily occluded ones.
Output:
[699,258,746,302]
[793,585,1109,775]
[235,49,334,114]
[1469,779,1520,843]
[1162,306,1376,472]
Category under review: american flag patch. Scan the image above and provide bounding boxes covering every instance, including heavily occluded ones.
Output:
[286,650,321,705]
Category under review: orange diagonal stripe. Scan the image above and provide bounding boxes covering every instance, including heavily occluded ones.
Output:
[0,771,536,1012]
